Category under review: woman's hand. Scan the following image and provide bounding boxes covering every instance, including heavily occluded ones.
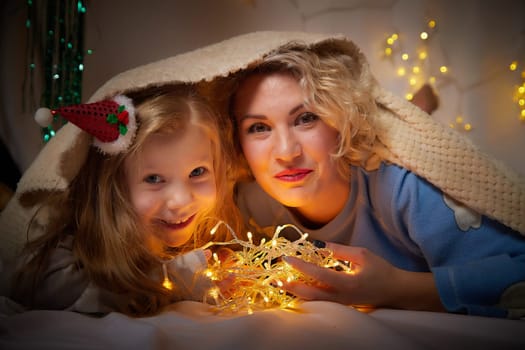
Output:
[283,242,445,312]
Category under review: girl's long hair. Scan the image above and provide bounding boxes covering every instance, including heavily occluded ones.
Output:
[16,85,242,316]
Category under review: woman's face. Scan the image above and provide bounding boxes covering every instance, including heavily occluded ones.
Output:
[124,123,217,249]
[233,72,349,224]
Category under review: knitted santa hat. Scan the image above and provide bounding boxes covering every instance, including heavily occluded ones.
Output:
[34,95,136,155]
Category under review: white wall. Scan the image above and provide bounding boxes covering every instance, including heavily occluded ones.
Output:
[2,0,524,175]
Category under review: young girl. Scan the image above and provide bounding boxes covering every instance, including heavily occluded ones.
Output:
[2,86,242,316]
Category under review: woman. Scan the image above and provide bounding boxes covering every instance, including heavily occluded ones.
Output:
[227,40,525,318]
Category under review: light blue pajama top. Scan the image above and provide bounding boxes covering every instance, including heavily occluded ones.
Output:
[236,162,525,318]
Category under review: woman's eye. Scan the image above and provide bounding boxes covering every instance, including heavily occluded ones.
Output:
[246,122,271,134]
[296,112,319,126]
[144,174,163,184]
[190,167,207,178]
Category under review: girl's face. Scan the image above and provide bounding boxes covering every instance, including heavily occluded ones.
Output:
[125,123,217,249]
[233,72,349,225]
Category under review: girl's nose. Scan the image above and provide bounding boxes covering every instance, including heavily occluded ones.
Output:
[166,184,193,209]
[273,129,301,162]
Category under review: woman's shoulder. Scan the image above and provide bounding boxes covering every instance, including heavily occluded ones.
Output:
[352,162,419,189]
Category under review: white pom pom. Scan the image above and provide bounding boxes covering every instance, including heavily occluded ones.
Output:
[34,107,53,127]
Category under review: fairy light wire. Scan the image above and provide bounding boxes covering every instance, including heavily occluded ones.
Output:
[200,221,353,314]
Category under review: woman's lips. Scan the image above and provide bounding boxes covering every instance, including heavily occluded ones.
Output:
[274,168,313,182]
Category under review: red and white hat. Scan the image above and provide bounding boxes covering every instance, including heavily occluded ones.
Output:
[34,95,137,155]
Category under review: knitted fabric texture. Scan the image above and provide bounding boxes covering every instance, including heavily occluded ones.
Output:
[1,31,523,261]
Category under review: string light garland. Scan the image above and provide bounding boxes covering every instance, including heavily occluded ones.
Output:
[23,0,90,143]
[382,19,485,132]
[510,60,525,122]
[199,221,352,314]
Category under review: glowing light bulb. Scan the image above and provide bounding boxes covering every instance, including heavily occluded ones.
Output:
[162,277,173,290]
[510,61,518,71]
[412,66,421,74]
[387,37,395,45]
[440,66,448,73]
[409,78,417,86]
[428,20,436,28]
[401,53,409,61]
[405,93,413,100]
[419,51,427,60]
[392,33,399,40]
[464,123,472,131]
[456,116,464,124]
[385,47,392,56]
[420,32,428,40]
[397,67,406,76]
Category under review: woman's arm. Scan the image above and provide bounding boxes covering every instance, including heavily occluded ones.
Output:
[283,242,445,311]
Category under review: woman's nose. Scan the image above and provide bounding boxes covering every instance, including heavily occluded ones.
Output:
[166,184,193,209]
[273,129,301,161]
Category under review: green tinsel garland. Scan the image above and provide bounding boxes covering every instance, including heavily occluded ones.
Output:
[23,0,87,142]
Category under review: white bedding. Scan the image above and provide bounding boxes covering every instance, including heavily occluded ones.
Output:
[2,300,524,350]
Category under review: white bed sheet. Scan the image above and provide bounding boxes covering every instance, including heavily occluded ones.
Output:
[1,300,524,350]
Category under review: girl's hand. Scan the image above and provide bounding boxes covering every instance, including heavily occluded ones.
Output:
[282,242,445,311]
[206,247,237,299]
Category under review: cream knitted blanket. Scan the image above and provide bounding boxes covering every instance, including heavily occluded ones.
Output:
[1,31,523,261]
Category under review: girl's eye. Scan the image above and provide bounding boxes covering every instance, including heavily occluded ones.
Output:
[190,167,207,178]
[296,112,319,126]
[144,174,163,184]
[246,122,271,134]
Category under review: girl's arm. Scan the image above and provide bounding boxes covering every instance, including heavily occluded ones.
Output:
[1,235,116,314]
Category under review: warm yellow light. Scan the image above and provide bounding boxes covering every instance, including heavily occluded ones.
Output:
[522,71,525,79]
[409,78,417,86]
[456,116,464,124]
[412,66,420,74]
[440,66,448,73]
[405,93,413,100]
[464,123,472,131]
[449,123,455,128]
[429,76,436,84]
[418,51,427,60]
[392,33,399,40]
[428,20,436,28]
[519,99,525,106]
[401,53,409,61]
[520,110,525,120]
[397,67,406,76]
[202,221,354,314]
[509,61,518,71]
[518,86,525,94]
[385,47,392,56]
[420,32,429,40]
[387,37,395,45]
[162,277,173,290]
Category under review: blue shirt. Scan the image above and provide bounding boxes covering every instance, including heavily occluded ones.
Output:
[236,163,525,317]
